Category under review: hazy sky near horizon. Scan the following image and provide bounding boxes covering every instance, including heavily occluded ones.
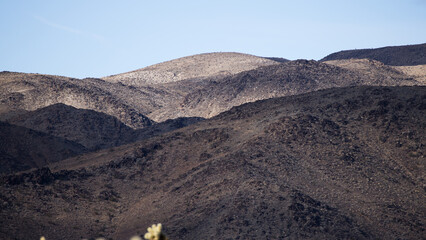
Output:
[1,0,425,78]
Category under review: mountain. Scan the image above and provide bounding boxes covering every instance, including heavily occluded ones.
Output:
[0,53,278,129]
[323,58,426,83]
[1,86,424,239]
[264,57,290,63]
[321,43,426,66]
[102,52,280,86]
[2,50,423,129]
[150,59,421,121]
[0,121,86,174]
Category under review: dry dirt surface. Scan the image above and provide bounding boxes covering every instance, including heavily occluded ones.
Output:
[1,86,424,240]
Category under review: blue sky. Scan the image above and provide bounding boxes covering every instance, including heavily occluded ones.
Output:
[1,0,425,79]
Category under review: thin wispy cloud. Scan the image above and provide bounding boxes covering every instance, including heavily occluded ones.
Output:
[34,15,82,35]
[34,15,106,42]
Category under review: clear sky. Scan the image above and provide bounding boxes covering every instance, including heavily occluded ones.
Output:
[1,0,425,79]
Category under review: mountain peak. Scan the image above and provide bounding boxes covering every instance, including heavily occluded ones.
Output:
[102,52,279,86]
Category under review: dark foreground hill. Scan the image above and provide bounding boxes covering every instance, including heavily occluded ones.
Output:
[321,43,426,66]
[1,86,424,239]
[0,121,86,174]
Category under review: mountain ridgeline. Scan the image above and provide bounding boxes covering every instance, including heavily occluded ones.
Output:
[0,44,425,239]
[321,43,426,66]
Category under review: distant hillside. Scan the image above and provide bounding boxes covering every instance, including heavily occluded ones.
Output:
[150,59,420,121]
[394,64,426,84]
[8,103,137,151]
[0,72,154,128]
[102,52,279,86]
[0,121,86,174]
[1,86,424,239]
[321,43,426,66]
[2,49,424,129]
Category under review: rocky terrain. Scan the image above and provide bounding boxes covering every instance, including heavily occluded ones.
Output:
[0,43,425,239]
[0,72,154,128]
[321,43,426,66]
[0,86,424,239]
[0,53,280,129]
[324,58,414,81]
[394,64,426,84]
[2,50,424,126]
[151,59,421,121]
[102,52,280,86]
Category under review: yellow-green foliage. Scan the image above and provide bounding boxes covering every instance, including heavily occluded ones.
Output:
[144,223,168,240]
[40,223,168,240]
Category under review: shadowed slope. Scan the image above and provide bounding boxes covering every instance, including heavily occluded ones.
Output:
[0,121,86,174]
[3,50,423,126]
[8,103,137,151]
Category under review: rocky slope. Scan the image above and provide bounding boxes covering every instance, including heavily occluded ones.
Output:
[1,86,424,239]
[102,52,280,86]
[150,59,421,121]
[0,53,278,129]
[321,43,426,66]
[0,121,86,174]
[0,72,154,128]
